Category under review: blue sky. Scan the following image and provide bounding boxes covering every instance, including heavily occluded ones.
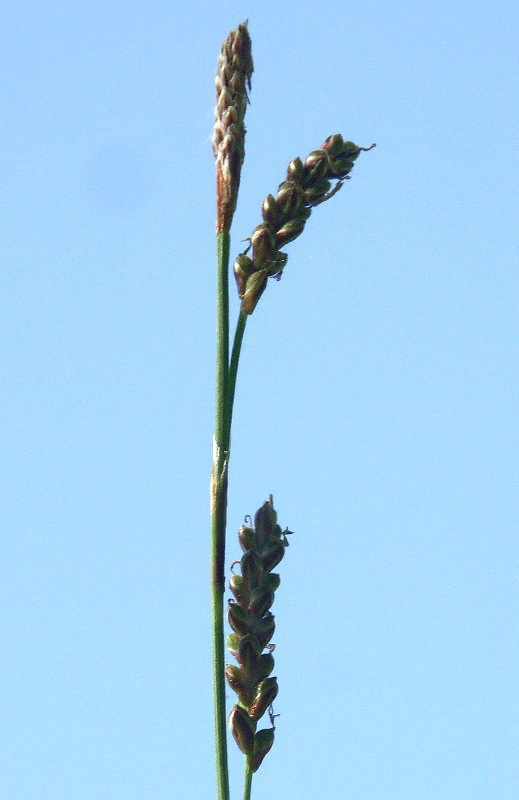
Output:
[1,1,517,799]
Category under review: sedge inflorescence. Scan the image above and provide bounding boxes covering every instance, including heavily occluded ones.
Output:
[212,21,253,233]
[226,497,291,772]
[234,135,376,314]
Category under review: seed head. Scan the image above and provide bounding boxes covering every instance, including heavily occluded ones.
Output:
[212,21,253,233]
[226,497,292,771]
[233,136,376,313]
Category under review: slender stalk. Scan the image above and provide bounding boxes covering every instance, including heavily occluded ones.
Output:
[226,310,247,442]
[212,230,231,800]
[243,759,253,800]
[215,232,230,444]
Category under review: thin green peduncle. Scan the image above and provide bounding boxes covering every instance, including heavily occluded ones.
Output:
[243,759,253,800]
[226,310,248,442]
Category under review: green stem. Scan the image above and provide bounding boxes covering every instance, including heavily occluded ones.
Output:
[212,230,231,800]
[226,311,248,442]
[243,760,253,800]
[215,232,230,446]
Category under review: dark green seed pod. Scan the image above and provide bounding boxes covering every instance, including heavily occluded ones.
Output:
[254,500,278,550]
[240,550,263,584]
[249,677,279,721]
[265,250,288,279]
[237,633,263,672]
[263,572,281,592]
[340,141,361,159]
[238,525,255,552]
[241,269,268,315]
[286,156,304,182]
[251,728,275,772]
[303,178,332,203]
[233,254,255,297]
[226,664,254,705]
[294,205,312,222]
[304,149,329,182]
[252,612,275,648]
[227,631,241,659]
[251,223,276,265]
[255,652,275,680]
[229,704,255,756]
[230,573,249,606]
[261,541,286,572]
[321,133,345,157]
[228,601,249,635]
[261,193,279,226]
[330,157,355,178]
[249,587,275,616]
[276,180,302,218]
[275,217,306,248]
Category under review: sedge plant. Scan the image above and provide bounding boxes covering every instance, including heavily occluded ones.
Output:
[210,21,375,800]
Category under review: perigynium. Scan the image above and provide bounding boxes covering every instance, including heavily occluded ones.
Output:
[210,21,374,800]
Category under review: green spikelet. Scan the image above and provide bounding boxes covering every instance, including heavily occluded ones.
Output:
[226,496,292,772]
[233,135,376,313]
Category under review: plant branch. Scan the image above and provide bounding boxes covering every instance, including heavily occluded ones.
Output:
[226,310,248,442]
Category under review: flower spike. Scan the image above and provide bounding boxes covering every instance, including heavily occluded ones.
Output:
[212,21,253,233]
[233,137,376,313]
[226,496,292,772]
